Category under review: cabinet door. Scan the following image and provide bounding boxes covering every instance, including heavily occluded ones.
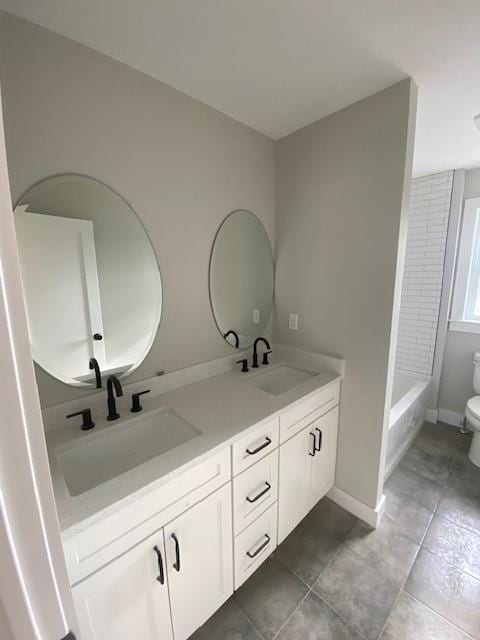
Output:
[278,425,315,544]
[165,483,233,640]
[72,530,173,640]
[310,405,339,507]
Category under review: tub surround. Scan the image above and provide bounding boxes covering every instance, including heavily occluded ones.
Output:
[386,369,431,477]
[45,344,344,536]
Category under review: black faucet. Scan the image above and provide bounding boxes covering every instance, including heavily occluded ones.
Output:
[89,357,102,389]
[224,330,240,348]
[252,337,272,368]
[106,375,123,421]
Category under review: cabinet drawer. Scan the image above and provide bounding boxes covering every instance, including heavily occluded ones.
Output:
[279,382,339,444]
[233,449,278,535]
[64,447,231,585]
[232,417,279,476]
[234,502,277,589]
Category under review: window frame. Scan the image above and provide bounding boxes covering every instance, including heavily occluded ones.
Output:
[450,196,480,333]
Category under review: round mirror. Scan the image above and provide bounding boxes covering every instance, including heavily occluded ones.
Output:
[14,174,162,387]
[209,210,274,349]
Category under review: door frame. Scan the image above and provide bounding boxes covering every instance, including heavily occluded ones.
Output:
[0,87,78,638]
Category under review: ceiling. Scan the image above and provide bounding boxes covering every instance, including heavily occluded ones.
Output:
[1,0,480,176]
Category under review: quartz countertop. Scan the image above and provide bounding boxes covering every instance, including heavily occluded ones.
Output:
[46,346,344,540]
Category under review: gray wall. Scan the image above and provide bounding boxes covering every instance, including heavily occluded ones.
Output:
[275,79,416,508]
[438,167,480,416]
[0,13,275,407]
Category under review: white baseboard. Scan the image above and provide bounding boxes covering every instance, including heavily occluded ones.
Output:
[426,408,438,423]
[327,486,385,528]
[438,408,464,427]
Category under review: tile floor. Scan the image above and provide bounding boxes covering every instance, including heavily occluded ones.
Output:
[191,422,480,640]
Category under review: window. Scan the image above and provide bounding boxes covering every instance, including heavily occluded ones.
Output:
[451,197,480,333]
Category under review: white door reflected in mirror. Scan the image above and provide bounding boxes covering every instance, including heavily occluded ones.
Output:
[14,174,162,387]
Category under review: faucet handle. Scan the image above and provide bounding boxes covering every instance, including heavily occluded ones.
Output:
[66,408,95,430]
[131,389,151,413]
[236,358,249,373]
[262,350,272,366]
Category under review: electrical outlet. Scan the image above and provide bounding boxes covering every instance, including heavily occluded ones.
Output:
[289,314,298,331]
[253,309,260,324]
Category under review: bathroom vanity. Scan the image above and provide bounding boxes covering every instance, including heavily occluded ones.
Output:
[44,351,343,640]
[13,173,344,638]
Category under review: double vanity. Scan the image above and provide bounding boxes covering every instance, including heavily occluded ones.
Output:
[13,173,345,639]
[45,348,343,640]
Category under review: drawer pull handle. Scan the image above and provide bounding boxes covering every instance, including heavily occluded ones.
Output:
[246,481,271,503]
[246,534,271,559]
[153,545,165,585]
[315,428,323,451]
[171,533,181,572]
[246,436,272,456]
[309,432,316,456]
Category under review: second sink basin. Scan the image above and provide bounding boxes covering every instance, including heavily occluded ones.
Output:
[56,408,201,496]
[248,364,315,395]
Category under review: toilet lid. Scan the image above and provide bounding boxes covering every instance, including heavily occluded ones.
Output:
[467,396,480,419]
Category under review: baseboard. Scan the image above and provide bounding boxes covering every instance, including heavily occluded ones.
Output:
[327,486,385,528]
[426,408,438,423]
[438,408,464,427]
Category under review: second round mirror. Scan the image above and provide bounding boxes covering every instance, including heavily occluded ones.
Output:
[209,210,274,349]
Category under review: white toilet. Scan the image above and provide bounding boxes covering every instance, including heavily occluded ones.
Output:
[465,352,480,467]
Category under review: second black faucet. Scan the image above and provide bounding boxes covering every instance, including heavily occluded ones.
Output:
[106,375,123,420]
[252,337,272,368]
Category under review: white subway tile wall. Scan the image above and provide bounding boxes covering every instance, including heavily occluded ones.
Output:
[395,170,453,376]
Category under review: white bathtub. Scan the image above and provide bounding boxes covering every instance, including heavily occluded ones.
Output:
[386,369,431,478]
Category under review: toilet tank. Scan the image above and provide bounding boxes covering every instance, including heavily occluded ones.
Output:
[474,352,480,394]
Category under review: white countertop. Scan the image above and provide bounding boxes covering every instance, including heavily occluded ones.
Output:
[46,346,344,540]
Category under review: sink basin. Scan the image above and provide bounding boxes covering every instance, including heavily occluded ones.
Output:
[249,365,315,396]
[56,408,200,496]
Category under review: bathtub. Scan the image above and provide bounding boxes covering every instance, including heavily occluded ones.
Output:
[385,369,431,478]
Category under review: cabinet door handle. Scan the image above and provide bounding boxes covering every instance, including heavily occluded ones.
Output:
[246,481,271,503]
[246,436,272,456]
[315,428,323,451]
[309,432,316,456]
[246,534,271,559]
[153,545,165,585]
[171,533,181,572]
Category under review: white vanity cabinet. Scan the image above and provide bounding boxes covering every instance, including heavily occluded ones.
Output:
[72,483,233,640]
[67,380,341,640]
[278,404,339,543]
[164,483,233,640]
[72,530,173,640]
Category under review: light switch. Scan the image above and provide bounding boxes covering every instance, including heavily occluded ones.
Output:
[253,309,260,324]
[289,314,298,331]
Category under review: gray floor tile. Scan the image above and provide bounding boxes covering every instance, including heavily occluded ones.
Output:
[313,548,399,640]
[343,518,419,587]
[419,422,464,452]
[190,599,262,640]
[234,557,308,639]
[447,452,480,497]
[423,515,480,580]
[383,490,433,544]
[438,486,480,536]
[381,592,471,640]
[307,498,358,540]
[399,440,454,485]
[385,465,443,512]
[276,498,356,586]
[405,548,480,639]
[276,592,364,640]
